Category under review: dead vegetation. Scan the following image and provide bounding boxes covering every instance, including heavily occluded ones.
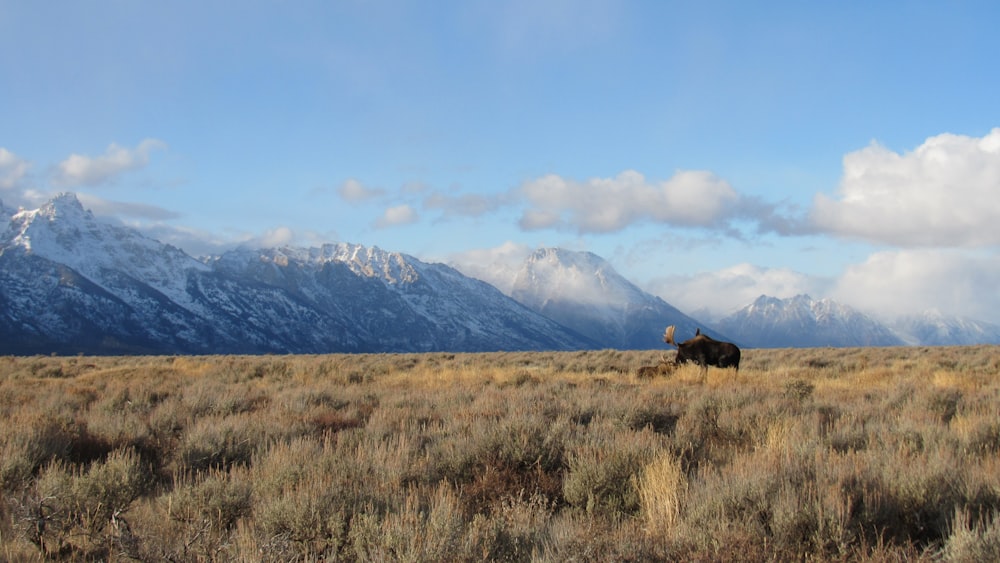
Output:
[2,346,1000,561]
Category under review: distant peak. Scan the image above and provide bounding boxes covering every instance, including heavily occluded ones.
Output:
[752,294,782,306]
[753,294,814,305]
[40,192,90,219]
[529,247,607,269]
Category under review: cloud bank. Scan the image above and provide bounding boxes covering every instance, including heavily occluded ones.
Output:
[812,128,1000,247]
[335,168,778,238]
[448,241,533,295]
[829,249,1000,321]
[517,169,742,233]
[648,263,831,320]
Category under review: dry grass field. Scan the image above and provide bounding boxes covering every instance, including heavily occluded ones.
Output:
[2,346,1000,561]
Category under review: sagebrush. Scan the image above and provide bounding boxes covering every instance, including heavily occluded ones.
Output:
[2,346,999,561]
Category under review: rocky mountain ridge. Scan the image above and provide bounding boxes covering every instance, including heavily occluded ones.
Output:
[0,194,595,354]
[2,194,997,354]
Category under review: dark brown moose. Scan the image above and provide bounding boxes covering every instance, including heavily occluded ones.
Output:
[663,326,741,375]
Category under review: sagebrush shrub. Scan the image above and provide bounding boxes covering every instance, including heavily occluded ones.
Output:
[19,448,147,558]
[4,347,1000,560]
[563,425,662,517]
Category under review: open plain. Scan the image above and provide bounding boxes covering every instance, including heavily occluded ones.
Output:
[2,346,1000,561]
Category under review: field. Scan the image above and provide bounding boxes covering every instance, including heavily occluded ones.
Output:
[2,346,1000,561]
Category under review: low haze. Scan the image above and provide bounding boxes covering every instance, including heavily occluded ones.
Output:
[3,2,1000,322]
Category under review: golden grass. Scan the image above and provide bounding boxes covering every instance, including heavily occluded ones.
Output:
[1,346,1000,561]
[635,452,687,535]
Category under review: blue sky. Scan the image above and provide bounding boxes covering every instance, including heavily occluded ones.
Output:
[3,1,1000,322]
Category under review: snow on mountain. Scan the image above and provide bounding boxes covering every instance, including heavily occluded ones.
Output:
[716,294,905,348]
[209,245,597,353]
[0,194,266,354]
[0,194,595,354]
[498,247,716,349]
[5,193,997,355]
[890,310,1000,346]
[3,193,208,311]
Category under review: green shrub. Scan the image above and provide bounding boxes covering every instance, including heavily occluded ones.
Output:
[167,469,252,533]
[563,426,661,518]
[177,413,268,472]
[20,448,147,558]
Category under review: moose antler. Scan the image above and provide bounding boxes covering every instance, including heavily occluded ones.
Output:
[663,325,676,346]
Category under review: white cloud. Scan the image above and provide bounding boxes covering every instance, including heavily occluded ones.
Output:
[518,169,741,234]
[54,139,166,187]
[812,128,1000,246]
[0,148,30,192]
[448,241,533,294]
[648,263,830,319]
[253,226,296,248]
[374,204,418,228]
[829,249,1000,321]
[338,178,385,202]
[646,249,1000,323]
[133,223,235,258]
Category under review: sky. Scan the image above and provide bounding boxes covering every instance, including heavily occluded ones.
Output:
[3,1,1000,323]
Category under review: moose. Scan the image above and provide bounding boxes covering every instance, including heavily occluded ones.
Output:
[635,354,678,378]
[663,325,740,375]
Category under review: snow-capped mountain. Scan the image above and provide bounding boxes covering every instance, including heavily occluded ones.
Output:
[1,194,235,354]
[5,194,997,355]
[0,194,596,354]
[207,244,597,353]
[5,193,209,310]
[493,248,718,349]
[890,310,1000,346]
[716,294,905,348]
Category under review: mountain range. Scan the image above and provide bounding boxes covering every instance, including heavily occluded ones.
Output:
[716,294,906,348]
[0,194,593,354]
[2,193,998,355]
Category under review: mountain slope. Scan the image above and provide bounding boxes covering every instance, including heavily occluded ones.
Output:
[4,193,210,310]
[890,311,1000,346]
[207,245,598,352]
[498,248,718,349]
[0,194,596,354]
[0,194,241,354]
[717,295,905,348]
